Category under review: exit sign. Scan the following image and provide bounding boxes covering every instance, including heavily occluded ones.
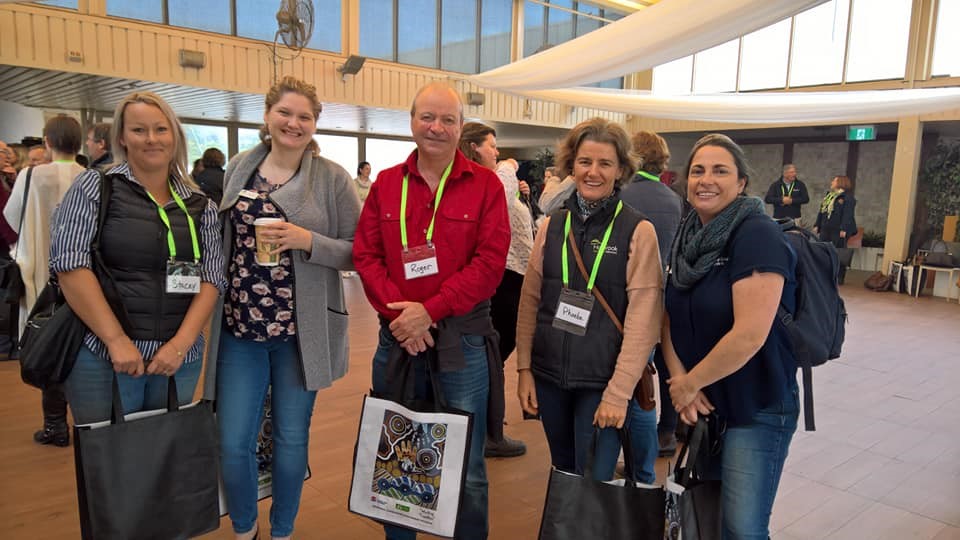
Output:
[847,125,876,141]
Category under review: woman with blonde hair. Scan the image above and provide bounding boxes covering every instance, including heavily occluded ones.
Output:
[205,76,360,540]
[51,91,225,425]
[516,117,663,481]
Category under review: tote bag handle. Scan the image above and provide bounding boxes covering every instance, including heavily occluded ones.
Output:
[109,375,180,425]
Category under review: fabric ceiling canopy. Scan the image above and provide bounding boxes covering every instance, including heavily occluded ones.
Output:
[517,87,960,124]
[469,0,828,91]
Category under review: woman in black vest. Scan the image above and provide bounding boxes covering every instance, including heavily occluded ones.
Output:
[50,92,225,426]
[515,118,664,481]
[814,175,857,283]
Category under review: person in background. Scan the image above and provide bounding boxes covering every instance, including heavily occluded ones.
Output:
[206,76,360,540]
[85,123,113,171]
[8,143,29,172]
[663,134,798,539]
[0,142,18,250]
[618,130,683,479]
[516,118,663,484]
[458,121,531,459]
[763,163,809,223]
[191,158,204,180]
[813,175,857,284]
[194,147,225,206]
[27,145,50,166]
[353,82,510,540]
[538,164,575,216]
[4,116,85,447]
[75,154,90,168]
[354,160,372,204]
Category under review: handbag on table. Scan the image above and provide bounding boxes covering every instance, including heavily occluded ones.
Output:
[923,240,956,268]
[74,376,220,539]
[538,429,665,540]
[349,350,473,538]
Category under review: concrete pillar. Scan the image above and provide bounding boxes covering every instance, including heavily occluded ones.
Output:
[882,116,922,271]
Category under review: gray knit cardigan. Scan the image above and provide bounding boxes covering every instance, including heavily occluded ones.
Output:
[202,143,361,398]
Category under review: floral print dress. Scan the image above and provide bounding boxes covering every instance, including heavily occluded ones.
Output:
[224,171,297,340]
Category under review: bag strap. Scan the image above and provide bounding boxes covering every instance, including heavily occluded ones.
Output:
[109,373,180,425]
[383,341,449,409]
[583,427,637,486]
[566,227,623,335]
[673,416,710,488]
[14,166,33,259]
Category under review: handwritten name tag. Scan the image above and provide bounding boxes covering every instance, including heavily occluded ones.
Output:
[166,260,201,294]
[552,288,594,336]
[402,244,439,280]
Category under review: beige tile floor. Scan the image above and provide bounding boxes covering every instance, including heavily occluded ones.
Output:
[1,274,958,539]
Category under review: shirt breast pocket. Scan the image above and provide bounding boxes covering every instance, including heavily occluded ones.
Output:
[436,206,480,250]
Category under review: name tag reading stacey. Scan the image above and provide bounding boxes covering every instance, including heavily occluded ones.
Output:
[402,244,439,280]
[166,260,201,294]
[552,288,594,336]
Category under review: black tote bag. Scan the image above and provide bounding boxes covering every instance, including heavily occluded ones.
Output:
[538,429,666,540]
[73,376,220,540]
[666,417,723,540]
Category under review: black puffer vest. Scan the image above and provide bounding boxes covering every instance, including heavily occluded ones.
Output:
[99,174,208,341]
[531,192,645,390]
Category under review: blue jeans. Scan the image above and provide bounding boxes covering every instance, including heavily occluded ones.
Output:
[372,328,489,540]
[64,345,201,425]
[217,332,317,538]
[707,383,799,540]
[534,376,628,481]
[625,400,658,484]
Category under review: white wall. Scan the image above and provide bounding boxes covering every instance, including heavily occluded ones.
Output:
[0,100,45,143]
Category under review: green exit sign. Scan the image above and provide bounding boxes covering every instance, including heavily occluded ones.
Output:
[847,125,876,141]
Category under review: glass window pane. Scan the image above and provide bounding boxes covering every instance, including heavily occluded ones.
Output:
[238,128,262,155]
[237,0,276,42]
[845,0,910,82]
[480,0,512,72]
[399,0,437,67]
[547,1,574,46]
[693,39,739,93]
[739,19,790,91]
[932,0,960,77]
[308,0,342,52]
[183,124,228,176]
[652,55,693,95]
[35,0,77,9]
[575,2,601,37]
[523,1,546,57]
[314,134,358,180]
[442,0,478,73]
[169,0,231,35]
[360,0,395,60]
[107,0,163,23]
[365,138,417,182]
[789,0,849,87]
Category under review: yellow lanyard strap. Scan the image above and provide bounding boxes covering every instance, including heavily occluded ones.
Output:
[146,183,200,262]
[399,161,454,251]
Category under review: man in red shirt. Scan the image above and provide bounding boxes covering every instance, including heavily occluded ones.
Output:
[353,82,509,540]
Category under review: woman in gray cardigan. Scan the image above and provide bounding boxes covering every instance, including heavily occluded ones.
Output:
[205,76,360,540]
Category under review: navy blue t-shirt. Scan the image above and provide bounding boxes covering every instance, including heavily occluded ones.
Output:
[665,213,797,426]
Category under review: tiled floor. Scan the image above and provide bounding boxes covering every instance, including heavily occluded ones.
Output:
[1,275,958,539]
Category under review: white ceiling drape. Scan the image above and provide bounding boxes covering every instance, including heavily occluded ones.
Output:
[468,0,960,124]
[468,0,828,91]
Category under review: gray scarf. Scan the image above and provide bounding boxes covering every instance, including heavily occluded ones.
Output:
[669,196,765,290]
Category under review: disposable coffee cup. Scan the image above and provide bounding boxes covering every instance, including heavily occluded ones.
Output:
[253,217,283,266]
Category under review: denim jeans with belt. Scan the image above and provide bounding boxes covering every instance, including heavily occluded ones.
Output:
[707,382,800,540]
[534,375,632,481]
[64,345,202,425]
[372,327,490,540]
[216,332,317,538]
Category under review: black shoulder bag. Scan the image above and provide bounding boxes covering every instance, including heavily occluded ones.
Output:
[0,166,32,306]
[19,172,118,389]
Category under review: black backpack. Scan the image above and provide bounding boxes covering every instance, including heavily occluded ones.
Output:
[776,219,847,431]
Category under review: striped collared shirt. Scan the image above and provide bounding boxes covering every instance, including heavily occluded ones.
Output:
[49,163,226,364]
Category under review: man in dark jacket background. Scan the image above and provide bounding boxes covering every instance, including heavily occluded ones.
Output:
[764,163,809,222]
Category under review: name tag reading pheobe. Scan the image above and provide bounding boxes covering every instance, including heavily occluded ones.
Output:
[552,288,594,336]
[402,244,439,280]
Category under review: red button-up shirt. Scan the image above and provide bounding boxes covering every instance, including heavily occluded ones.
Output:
[353,150,510,322]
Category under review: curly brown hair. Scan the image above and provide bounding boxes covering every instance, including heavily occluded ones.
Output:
[259,76,322,155]
[555,118,634,187]
[631,131,670,175]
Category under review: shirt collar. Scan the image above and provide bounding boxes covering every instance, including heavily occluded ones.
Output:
[107,162,196,201]
[402,149,474,184]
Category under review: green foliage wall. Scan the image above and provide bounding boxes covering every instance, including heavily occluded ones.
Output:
[919,142,960,239]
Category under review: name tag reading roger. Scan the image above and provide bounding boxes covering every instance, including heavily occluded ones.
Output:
[402,244,439,280]
[552,288,594,336]
[166,260,201,294]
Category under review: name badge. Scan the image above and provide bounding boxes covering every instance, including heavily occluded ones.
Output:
[552,288,594,336]
[402,244,439,280]
[166,260,201,294]
[238,189,259,199]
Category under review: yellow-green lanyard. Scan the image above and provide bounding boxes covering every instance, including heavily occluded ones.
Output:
[399,161,454,251]
[636,170,661,182]
[146,184,200,262]
[781,182,795,197]
[561,200,623,291]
